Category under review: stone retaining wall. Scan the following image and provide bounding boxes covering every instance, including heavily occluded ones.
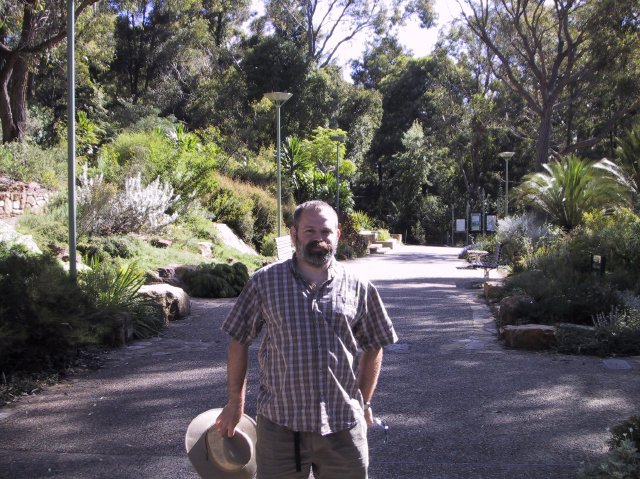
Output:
[0,178,50,219]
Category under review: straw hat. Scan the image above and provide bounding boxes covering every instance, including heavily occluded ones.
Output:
[185,408,257,479]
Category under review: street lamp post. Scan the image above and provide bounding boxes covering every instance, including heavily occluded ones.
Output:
[329,134,346,217]
[498,151,515,217]
[264,92,293,236]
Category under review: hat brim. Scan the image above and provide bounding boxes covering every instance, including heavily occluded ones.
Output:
[185,408,257,479]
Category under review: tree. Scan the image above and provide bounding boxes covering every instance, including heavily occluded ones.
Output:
[262,0,410,68]
[461,0,640,169]
[350,35,409,89]
[515,155,632,229]
[0,0,101,143]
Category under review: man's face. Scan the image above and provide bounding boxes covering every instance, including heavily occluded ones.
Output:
[292,208,341,267]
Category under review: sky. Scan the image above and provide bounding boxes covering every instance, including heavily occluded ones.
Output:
[249,0,464,78]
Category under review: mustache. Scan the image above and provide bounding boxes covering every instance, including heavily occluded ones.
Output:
[308,240,330,249]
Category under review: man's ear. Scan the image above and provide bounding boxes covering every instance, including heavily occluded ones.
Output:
[336,228,341,240]
[290,225,297,241]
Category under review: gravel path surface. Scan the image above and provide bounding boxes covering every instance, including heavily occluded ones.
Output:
[0,245,638,479]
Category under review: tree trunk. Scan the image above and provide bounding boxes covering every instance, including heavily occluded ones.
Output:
[0,58,17,143]
[0,55,30,144]
[535,107,554,169]
[9,57,29,143]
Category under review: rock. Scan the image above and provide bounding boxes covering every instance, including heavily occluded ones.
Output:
[503,324,556,350]
[139,284,190,324]
[497,294,534,328]
[151,238,172,248]
[197,241,213,257]
[0,220,42,254]
[89,310,134,347]
[152,264,196,289]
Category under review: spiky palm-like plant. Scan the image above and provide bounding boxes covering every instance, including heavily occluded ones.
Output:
[515,155,632,230]
[615,125,640,209]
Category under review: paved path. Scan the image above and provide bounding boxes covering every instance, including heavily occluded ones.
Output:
[1,245,639,478]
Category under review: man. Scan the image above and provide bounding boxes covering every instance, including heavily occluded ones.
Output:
[215,200,397,479]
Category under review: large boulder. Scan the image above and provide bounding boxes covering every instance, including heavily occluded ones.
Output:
[503,324,556,350]
[497,294,534,328]
[139,284,190,324]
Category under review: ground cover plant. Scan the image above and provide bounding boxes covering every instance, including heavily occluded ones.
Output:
[579,415,640,478]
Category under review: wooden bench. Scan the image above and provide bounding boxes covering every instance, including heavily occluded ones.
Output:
[275,235,293,260]
[470,242,502,279]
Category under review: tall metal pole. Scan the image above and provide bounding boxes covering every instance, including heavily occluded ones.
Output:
[275,104,282,236]
[505,157,509,217]
[498,151,515,218]
[335,142,340,215]
[67,0,77,280]
[264,92,292,236]
[329,134,346,219]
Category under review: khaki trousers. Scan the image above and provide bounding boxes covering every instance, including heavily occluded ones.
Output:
[256,415,369,479]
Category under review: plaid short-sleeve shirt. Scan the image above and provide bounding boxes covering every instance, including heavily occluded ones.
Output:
[222,255,397,435]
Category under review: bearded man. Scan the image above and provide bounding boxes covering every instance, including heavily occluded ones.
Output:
[215,200,397,479]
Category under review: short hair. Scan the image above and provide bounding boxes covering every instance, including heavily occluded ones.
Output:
[292,200,338,230]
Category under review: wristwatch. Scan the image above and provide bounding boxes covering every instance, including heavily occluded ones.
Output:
[364,401,372,410]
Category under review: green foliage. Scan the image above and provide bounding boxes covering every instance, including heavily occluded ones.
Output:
[515,155,632,230]
[495,212,563,266]
[580,415,640,478]
[336,212,369,260]
[592,307,640,357]
[78,258,162,340]
[260,231,279,257]
[610,416,640,451]
[349,210,375,231]
[0,244,97,376]
[579,439,639,479]
[183,262,250,298]
[77,235,142,262]
[615,125,640,210]
[504,243,621,326]
[15,194,69,250]
[0,142,66,188]
[204,176,278,250]
[581,209,640,292]
[79,259,146,312]
[77,167,179,236]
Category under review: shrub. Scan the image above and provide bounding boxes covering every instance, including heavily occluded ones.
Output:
[15,194,69,250]
[77,166,179,235]
[591,306,640,356]
[336,212,368,260]
[0,141,66,188]
[496,212,562,265]
[350,210,374,231]
[78,258,163,340]
[610,416,640,451]
[579,439,639,478]
[260,231,279,257]
[77,235,142,262]
[0,244,97,376]
[580,416,640,478]
[182,262,249,298]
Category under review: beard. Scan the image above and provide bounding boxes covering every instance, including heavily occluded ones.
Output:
[297,239,335,266]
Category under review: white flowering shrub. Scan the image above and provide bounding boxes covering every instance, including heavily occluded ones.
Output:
[77,166,180,235]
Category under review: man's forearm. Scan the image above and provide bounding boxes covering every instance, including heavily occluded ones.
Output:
[227,338,248,406]
[357,347,383,402]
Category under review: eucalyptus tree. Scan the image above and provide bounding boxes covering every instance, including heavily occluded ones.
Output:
[461,0,640,169]
[0,0,102,143]
[350,35,409,90]
[259,0,431,68]
[515,155,632,230]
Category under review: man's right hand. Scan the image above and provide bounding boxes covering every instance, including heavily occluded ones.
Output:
[215,401,243,437]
